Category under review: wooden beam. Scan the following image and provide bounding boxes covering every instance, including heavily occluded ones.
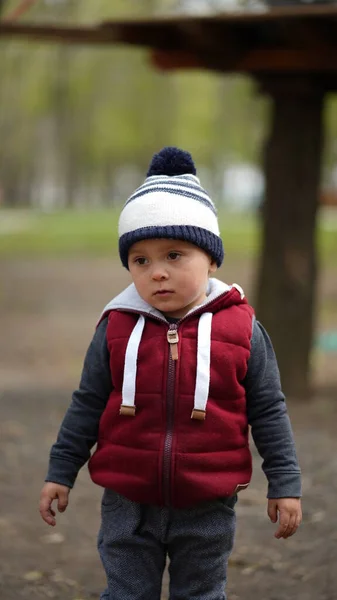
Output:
[273,20,335,52]
[152,49,202,70]
[175,20,244,55]
[239,48,337,73]
[151,21,249,74]
[0,13,337,81]
[0,22,123,44]
[0,7,336,48]
[152,46,337,76]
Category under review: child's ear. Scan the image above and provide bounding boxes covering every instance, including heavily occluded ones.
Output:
[209,260,217,274]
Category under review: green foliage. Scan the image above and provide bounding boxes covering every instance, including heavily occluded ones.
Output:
[3,0,336,208]
[0,0,270,207]
[0,208,258,258]
[0,209,120,257]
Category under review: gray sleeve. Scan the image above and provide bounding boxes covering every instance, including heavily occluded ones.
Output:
[45,317,112,488]
[244,319,302,499]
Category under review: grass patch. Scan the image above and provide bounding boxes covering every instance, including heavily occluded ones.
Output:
[0,208,336,263]
[0,209,120,258]
[0,209,260,259]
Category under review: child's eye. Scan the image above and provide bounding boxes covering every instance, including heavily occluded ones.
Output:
[134,257,148,265]
[168,252,181,261]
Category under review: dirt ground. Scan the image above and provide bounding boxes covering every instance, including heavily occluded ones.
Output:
[1,256,337,600]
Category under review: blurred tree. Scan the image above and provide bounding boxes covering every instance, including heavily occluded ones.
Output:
[2,0,335,212]
[0,0,265,207]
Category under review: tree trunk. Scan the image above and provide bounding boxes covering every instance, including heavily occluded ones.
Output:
[256,76,324,399]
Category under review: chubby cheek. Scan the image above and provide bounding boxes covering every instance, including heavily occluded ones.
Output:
[139,283,151,300]
[181,274,205,296]
[132,276,148,298]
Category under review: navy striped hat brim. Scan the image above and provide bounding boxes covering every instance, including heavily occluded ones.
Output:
[119,225,224,270]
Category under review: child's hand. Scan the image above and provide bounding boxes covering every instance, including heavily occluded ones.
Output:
[39,482,70,527]
[268,497,302,539]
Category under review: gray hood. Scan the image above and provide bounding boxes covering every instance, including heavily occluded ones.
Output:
[99,277,234,323]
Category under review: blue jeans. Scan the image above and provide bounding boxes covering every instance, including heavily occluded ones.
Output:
[98,489,237,600]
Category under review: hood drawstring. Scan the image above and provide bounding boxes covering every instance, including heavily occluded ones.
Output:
[191,312,213,420]
[119,312,214,419]
[119,315,145,416]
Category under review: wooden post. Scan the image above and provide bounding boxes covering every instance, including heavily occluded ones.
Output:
[256,76,324,398]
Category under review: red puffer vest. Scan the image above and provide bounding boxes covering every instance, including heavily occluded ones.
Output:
[88,286,254,508]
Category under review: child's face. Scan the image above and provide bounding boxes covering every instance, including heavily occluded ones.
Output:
[128,238,217,318]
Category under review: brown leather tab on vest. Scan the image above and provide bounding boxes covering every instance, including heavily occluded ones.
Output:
[170,343,178,360]
[119,405,136,417]
[191,408,206,420]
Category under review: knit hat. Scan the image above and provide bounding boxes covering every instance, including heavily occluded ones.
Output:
[118,147,224,269]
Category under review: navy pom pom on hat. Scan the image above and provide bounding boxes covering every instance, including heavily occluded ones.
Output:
[118,147,224,269]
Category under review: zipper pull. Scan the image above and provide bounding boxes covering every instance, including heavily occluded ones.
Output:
[167,326,179,360]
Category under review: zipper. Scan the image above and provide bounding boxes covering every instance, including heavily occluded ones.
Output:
[117,309,178,505]
[160,294,232,505]
[163,323,178,506]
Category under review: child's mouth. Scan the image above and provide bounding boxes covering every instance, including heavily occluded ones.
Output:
[155,290,173,296]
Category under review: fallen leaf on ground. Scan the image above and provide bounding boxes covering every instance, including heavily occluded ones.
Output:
[23,570,43,581]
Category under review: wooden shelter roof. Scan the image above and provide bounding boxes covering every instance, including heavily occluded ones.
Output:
[0,5,337,75]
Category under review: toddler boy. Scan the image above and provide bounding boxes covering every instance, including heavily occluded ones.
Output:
[40,147,302,600]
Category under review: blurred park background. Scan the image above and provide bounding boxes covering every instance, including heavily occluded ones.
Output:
[0,1,337,599]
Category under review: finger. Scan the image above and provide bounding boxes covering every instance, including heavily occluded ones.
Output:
[268,503,277,523]
[282,514,296,539]
[288,513,302,537]
[296,512,302,528]
[274,511,289,539]
[39,496,56,526]
[57,489,69,513]
[285,510,302,538]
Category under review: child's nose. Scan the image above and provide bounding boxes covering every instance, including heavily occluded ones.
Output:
[151,264,169,281]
